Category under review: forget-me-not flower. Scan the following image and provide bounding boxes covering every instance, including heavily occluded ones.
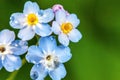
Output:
[26,36,72,80]
[52,10,82,46]
[0,29,28,72]
[10,1,54,40]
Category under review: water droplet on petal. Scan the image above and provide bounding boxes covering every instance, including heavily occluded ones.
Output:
[31,71,39,80]
[38,10,44,16]
[10,16,15,21]
[49,36,54,41]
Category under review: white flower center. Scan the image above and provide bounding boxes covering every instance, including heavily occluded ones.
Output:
[0,46,5,53]
[0,44,12,59]
[41,53,59,70]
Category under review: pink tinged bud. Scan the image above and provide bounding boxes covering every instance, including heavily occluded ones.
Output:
[52,4,64,13]
[52,4,70,16]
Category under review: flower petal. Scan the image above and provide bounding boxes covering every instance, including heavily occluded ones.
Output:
[3,55,21,72]
[0,29,15,44]
[55,45,72,63]
[26,46,43,64]
[38,36,56,53]
[39,8,54,23]
[10,13,26,29]
[11,40,28,55]
[55,10,66,25]
[30,64,47,80]
[68,29,82,42]
[23,1,40,14]
[66,14,80,28]
[18,27,35,41]
[35,23,52,37]
[58,33,69,46]
[49,64,66,80]
[52,21,61,35]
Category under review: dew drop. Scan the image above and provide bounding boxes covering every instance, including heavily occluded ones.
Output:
[31,71,38,80]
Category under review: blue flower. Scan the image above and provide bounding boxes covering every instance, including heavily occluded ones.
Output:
[0,29,28,72]
[52,10,82,46]
[10,1,54,41]
[26,36,72,80]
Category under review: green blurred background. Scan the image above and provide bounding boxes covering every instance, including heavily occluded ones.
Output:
[0,0,120,80]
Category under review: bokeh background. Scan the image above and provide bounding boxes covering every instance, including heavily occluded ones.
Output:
[0,0,120,80]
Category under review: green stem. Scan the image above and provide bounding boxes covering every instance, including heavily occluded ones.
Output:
[35,35,40,45]
[6,58,26,80]
[6,70,18,80]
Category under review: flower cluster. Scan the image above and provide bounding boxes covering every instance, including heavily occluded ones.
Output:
[0,1,82,80]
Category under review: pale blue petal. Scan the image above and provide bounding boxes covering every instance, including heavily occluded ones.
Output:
[55,45,72,63]
[0,29,15,44]
[58,33,69,46]
[23,1,40,14]
[18,27,35,41]
[39,8,54,23]
[66,14,80,28]
[11,40,28,55]
[26,46,43,64]
[10,13,26,29]
[49,64,66,80]
[55,10,66,25]
[3,55,21,72]
[52,21,61,35]
[38,36,56,53]
[35,23,52,37]
[0,57,3,70]
[68,29,82,42]
[30,64,47,80]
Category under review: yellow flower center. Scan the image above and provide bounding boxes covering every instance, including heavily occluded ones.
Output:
[61,23,73,34]
[27,13,38,26]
